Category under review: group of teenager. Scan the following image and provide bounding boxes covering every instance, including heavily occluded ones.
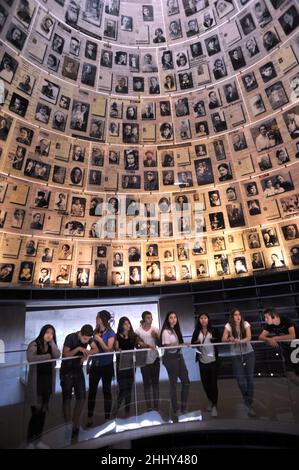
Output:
[25,307,299,448]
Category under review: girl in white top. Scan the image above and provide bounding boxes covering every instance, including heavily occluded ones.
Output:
[161,311,190,419]
[135,311,160,411]
[222,309,256,417]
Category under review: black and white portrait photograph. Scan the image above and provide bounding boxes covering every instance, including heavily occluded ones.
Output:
[178,72,193,90]
[251,119,283,152]
[85,40,97,60]
[279,5,299,36]
[215,0,235,19]
[52,34,64,55]
[17,73,35,95]
[36,14,55,40]
[261,172,294,197]
[16,126,34,145]
[9,93,28,117]
[82,0,103,27]
[123,123,139,143]
[242,72,258,92]
[195,121,209,137]
[263,30,280,52]
[265,81,289,110]
[35,103,51,124]
[40,79,60,104]
[250,94,266,117]
[52,111,67,132]
[259,61,277,83]
[229,46,246,70]
[168,19,182,40]
[0,53,18,84]
[81,63,97,86]
[205,35,221,56]
[18,261,34,283]
[121,15,133,31]
[101,50,113,68]
[194,158,214,186]
[223,82,239,103]
[47,54,60,72]
[6,23,27,51]
[240,13,256,35]
[104,18,118,40]
[70,101,90,132]
[105,0,120,16]
[62,56,80,81]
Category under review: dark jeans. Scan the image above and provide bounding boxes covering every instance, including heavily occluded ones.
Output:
[232,351,255,407]
[27,394,50,443]
[88,362,114,419]
[60,369,86,429]
[140,358,160,410]
[163,352,190,414]
[116,368,135,412]
[199,360,218,406]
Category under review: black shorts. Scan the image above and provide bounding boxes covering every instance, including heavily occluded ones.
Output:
[60,369,86,401]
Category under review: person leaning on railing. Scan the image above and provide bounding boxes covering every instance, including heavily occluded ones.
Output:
[26,324,61,449]
[222,309,256,418]
[160,311,190,421]
[259,308,299,387]
[191,313,220,417]
[60,324,93,440]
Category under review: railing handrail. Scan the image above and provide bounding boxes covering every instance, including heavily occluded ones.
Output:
[1,339,299,369]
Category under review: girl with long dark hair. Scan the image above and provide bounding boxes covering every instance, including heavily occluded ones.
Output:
[26,324,60,448]
[115,317,142,414]
[222,309,256,417]
[161,311,190,420]
[87,310,116,426]
[191,313,220,417]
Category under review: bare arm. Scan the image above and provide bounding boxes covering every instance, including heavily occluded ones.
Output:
[92,335,116,353]
[222,327,232,343]
[259,329,279,348]
[63,345,89,358]
[240,325,252,343]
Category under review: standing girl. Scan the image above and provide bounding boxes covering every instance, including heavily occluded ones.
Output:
[87,310,116,426]
[222,309,256,417]
[115,317,141,414]
[26,324,61,448]
[161,311,190,420]
[191,314,220,417]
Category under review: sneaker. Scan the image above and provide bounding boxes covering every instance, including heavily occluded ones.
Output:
[35,441,50,449]
[207,402,213,412]
[247,406,256,417]
[211,406,218,417]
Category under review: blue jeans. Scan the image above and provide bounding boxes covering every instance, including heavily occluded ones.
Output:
[232,351,255,407]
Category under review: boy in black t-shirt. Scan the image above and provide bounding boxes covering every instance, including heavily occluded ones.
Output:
[259,308,299,386]
[60,324,93,439]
